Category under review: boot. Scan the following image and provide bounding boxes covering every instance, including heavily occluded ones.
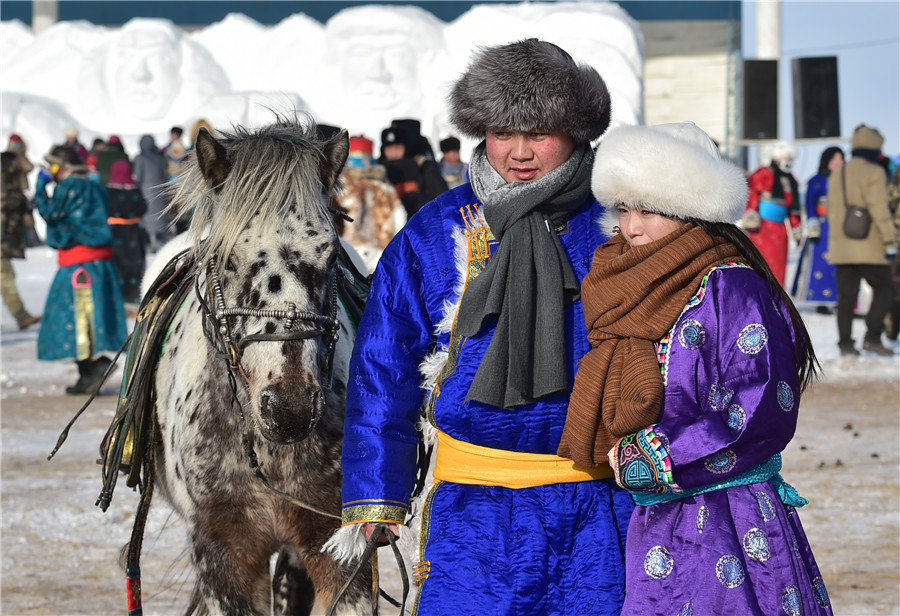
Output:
[14,310,41,330]
[838,340,860,357]
[65,357,115,395]
[65,360,94,395]
[862,340,895,357]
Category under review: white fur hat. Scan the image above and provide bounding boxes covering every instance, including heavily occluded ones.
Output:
[760,140,796,167]
[591,122,748,224]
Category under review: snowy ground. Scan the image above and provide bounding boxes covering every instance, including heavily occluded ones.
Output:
[2,246,898,615]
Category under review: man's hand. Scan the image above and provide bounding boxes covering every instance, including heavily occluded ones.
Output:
[362,522,401,544]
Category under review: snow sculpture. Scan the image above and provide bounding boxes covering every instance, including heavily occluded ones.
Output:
[75,18,230,133]
[319,5,451,140]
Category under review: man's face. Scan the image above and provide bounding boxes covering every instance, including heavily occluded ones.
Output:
[383,143,406,161]
[485,129,575,184]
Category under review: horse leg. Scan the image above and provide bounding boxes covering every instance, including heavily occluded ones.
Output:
[187,514,273,616]
[272,547,315,616]
[296,548,373,616]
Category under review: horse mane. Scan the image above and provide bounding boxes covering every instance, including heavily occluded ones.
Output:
[168,113,338,273]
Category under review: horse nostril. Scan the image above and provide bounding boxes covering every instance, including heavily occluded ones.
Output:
[260,386,277,414]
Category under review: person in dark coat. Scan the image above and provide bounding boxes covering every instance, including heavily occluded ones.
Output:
[378,125,449,219]
[133,134,171,251]
[439,136,469,189]
[94,134,130,186]
[1,151,41,329]
[106,159,147,306]
[409,133,450,208]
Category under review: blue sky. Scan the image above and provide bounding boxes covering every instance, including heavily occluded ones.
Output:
[742,0,899,181]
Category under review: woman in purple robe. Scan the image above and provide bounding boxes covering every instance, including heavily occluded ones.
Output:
[565,122,832,615]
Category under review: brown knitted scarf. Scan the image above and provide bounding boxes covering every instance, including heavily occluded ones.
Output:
[558,224,742,468]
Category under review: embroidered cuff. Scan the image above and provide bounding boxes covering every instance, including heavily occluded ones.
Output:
[616,427,682,494]
[341,500,408,526]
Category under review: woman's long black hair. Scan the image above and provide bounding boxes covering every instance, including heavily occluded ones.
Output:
[688,219,820,393]
[817,146,844,177]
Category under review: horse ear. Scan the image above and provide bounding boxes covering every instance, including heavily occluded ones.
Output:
[194,127,231,192]
[320,129,349,192]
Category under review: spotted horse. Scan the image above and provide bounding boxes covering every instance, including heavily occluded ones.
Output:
[57,116,376,615]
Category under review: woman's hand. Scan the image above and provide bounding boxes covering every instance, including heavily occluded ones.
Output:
[608,438,624,488]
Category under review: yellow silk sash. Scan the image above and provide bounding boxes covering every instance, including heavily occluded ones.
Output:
[434,431,613,489]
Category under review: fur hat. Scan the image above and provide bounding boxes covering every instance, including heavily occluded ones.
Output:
[45,145,84,167]
[591,122,748,224]
[381,127,406,148]
[760,140,796,167]
[851,124,884,151]
[448,38,611,144]
[440,137,460,153]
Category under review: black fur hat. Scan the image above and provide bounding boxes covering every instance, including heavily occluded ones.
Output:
[381,127,407,149]
[440,137,461,153]
[448,38,611,144]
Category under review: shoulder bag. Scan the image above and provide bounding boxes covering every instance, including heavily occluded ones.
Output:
[841,166,872,239]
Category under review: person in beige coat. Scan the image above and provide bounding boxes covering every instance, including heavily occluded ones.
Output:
[826,124,898,356]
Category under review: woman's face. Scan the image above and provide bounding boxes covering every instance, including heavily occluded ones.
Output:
[485,129,575,184]
[827,151,844,172]
[617,205,686,247]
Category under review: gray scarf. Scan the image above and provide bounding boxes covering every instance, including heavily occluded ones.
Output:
[455,141,593,409]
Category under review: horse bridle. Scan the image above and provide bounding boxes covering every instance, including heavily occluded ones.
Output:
[197,255,341,390]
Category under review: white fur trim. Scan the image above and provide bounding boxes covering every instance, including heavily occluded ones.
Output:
[597,205,619,239]
[591,122,748,224]
[322,524,367,565]
[419,350,448,392]
[419,222,482,392]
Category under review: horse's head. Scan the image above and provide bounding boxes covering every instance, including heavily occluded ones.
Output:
[177,117,349,444]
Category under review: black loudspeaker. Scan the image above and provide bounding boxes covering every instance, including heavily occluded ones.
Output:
[792,56,840,139]
[742,59,779,140]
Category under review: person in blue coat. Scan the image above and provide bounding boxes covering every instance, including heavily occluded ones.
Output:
[34,146,127,395]
[791,147,843,312]
[329,39,633,615]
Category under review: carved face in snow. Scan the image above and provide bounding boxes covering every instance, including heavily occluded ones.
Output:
[108,26,182,120]
[336,31,418,112]
[325,6,445,116]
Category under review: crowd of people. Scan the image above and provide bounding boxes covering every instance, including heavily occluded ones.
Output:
[1,35,897,614]
[0,124,197,395]
[0,117,471,395]
[742,132,900,356]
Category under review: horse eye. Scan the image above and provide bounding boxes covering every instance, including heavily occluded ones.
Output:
[224,258,237,272]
